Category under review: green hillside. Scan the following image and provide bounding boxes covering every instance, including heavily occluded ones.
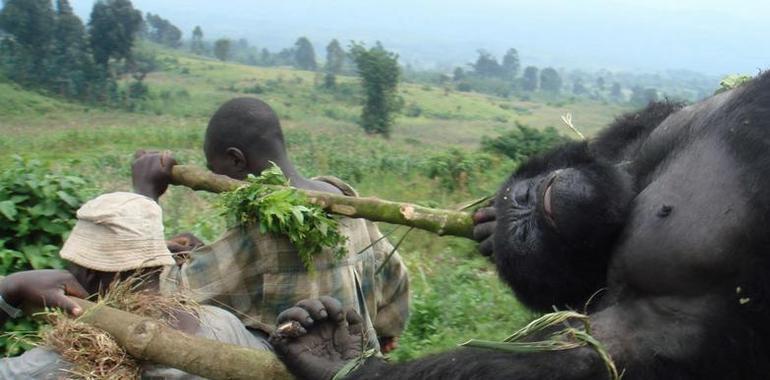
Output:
[0,47,629,361]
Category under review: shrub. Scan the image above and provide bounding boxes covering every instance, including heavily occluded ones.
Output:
[403,102,423,117]
[0,156,90,355]
[481,123,569,162]
[421,149,493,192]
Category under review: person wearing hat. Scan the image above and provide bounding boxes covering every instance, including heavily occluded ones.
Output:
[0,192,269,379]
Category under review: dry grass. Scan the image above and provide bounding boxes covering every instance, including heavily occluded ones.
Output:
[41,314,141,380]
[38,273,200,380]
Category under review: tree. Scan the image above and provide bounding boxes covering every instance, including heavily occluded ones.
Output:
[89,0,143,67]
[191,26,205,54]
[572,78,587,95]
[145,12,181,48]
[0,0,55,53]
[294,37,317,70]
[501,48,520,80]
[596,76,606,91]
[52,0,94,97]
[630,86,658,106]
[213,38,231,61]
[453,67,466,82]
[471,50,501,77]
[0,0,56,84]
[260,48,272,65]
[539,67,562,93]
[350,42,401,137]
[610,82,623,101]
[521,66,539,92]
[323,39,345,88]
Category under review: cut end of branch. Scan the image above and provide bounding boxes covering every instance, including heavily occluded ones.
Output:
[400,205,415,220]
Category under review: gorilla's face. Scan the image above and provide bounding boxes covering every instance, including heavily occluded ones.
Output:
[494,163,632,261]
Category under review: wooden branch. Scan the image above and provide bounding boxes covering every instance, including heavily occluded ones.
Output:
[70,298,292,380]
[171,165,476,239]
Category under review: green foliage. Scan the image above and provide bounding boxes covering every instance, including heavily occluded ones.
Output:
[350,42,401,137]
[501,48,520,80]
[213,38,231,61]
[323,39,346,89]
[716,74,753,94]
[390,244,535,361]
[0,156,90,355]
[521,66,538,92]
[422,149,493,192]
[0,0,123,102]
[325,39,345,75]
[190,26,205,55]
[629,86,658,106]
[0,0,55,86]
[294,37,317,71]
[88,0,143,67]
[145,13,182,48]
[482,123,569,161]
[539,67,562,93]
[218,164,347,270]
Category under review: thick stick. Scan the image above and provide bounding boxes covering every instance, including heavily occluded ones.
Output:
[171,165,475,239]
[70,298,292,380]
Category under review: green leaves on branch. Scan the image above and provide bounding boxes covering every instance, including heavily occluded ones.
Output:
[716,74,753,94]
[218,164,347,271]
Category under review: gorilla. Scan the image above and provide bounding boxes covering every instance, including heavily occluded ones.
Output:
[270,72,770,380]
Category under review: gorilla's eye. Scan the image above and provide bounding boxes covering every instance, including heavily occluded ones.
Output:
[513,181,531,205]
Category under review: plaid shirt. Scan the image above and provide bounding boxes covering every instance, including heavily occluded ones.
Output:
[160,176,410,350]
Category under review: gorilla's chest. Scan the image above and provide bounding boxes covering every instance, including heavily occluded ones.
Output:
[609,138,749,295]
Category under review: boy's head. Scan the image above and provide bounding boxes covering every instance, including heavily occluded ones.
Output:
[59,192,175,294]
[203,97,287,180]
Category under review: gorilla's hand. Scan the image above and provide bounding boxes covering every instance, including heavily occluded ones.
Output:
[269,296,364,380]
[472,206,496,257]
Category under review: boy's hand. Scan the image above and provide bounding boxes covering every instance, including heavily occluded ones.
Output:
[132,150,177,201]
[0,270,88,317]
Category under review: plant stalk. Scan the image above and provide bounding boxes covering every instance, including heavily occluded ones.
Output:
[171,165,475,239]
[70,298,292,380]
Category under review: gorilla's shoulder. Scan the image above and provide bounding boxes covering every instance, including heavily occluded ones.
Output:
[591,100,685,161]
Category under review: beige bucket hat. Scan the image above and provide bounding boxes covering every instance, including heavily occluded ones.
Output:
[60,192,175,272]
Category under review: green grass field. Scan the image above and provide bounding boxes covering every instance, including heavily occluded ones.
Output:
[0,46,629,361]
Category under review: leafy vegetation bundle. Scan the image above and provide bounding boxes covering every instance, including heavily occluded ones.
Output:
[218,164,347,270]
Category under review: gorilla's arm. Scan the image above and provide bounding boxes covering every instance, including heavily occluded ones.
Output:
[270,297,610,380]
[347,347,606,380]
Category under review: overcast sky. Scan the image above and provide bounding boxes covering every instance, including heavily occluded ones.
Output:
[69,0,768,76]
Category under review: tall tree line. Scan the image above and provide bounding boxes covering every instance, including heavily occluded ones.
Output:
[0,0,143,102]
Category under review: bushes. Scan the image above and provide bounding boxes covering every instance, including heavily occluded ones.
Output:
[422,149,493,193]
[0,156,90,355]
[482,123,569,162]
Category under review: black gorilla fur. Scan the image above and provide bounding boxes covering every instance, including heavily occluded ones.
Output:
[281,72,770,380]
